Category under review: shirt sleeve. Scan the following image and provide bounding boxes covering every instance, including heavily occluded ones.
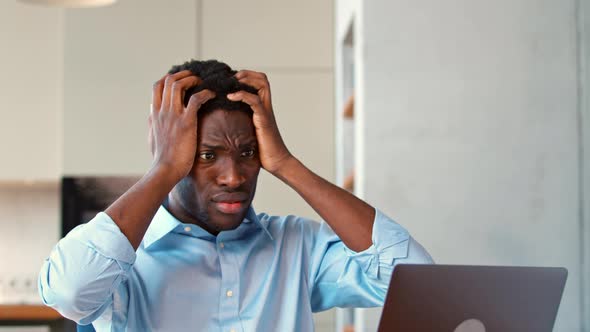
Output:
[309,209,434,312]
[38,212,136,325]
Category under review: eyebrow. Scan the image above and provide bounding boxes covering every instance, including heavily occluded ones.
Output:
[199,141,257,150]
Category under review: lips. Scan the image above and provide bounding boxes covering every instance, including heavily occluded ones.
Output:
[214,201,245,214]
[212,192,249,214]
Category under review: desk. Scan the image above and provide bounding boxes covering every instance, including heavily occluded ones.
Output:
[0,305,75,332]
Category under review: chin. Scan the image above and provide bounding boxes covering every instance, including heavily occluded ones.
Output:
[209,209,248,231]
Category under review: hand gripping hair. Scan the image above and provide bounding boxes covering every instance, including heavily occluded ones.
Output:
[168,59,258,116]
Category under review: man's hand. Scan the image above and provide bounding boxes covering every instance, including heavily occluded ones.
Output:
[230,70,374,252]
[107,70,214,250]
[149,70,215,181]
[228,70,292,174]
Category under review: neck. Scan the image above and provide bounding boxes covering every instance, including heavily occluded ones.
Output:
[165,194,220,235]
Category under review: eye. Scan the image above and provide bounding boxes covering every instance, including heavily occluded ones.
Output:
[199,152,215,160]
[241,149,256,158]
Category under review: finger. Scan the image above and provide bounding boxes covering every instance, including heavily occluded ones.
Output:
[234,70,269,90]
[235,69,267,80]
[227,91,266,114]
[170,76,201,111]
[234,70,272,109]
[185,89,216,114]
[236,75,269,91]
[152,73,168,112]
[147,115,155,156]
[161,70,194,111]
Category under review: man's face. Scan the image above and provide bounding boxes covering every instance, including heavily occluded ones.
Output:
[170,108,261,234]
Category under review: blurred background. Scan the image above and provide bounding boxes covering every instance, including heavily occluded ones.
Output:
[0,0,588,331]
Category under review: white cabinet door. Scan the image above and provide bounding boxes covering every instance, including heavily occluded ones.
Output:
[200,0,333,69]
[62,0,197,176]
[0,2,62,181]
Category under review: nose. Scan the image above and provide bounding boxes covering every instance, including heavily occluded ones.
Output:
[217,157,246,189]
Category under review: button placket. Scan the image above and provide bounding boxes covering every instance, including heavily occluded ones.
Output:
[217,235,241,331]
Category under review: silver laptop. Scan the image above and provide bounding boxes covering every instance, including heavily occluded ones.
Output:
[378,264,567,332]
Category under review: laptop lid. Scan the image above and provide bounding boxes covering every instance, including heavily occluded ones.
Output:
[378,264,567,332]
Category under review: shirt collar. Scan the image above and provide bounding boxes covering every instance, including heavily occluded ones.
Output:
[142,205,273,249]
[244,206,274,240]
[142,206,182,248]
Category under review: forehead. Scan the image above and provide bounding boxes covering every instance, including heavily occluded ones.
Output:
[198,109,255,142]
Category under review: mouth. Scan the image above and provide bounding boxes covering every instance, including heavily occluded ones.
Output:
[214,201,246,214]
[211,192,249,215]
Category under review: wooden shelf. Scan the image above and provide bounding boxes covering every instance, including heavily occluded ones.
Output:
[343,169,355,192]
[343,93,354,119]
[0,305,63,321]
[0,179,59,190]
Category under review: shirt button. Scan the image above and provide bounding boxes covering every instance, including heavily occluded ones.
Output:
[226,290,233,297]
[219,242,225,249]
[184,226,191,232]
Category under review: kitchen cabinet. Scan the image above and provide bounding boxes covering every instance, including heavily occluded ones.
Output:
[201,0,332,69]
[0,2,62,181]
[62,0,197,176]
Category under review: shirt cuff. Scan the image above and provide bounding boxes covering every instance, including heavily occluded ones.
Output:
[68,212,137,265]
[342,209,410,279]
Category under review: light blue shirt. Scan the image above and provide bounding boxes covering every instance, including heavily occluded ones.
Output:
[38,206,433,331]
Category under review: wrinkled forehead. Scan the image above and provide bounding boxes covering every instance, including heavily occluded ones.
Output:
[198,109,256,144]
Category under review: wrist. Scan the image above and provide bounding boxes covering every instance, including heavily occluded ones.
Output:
[271,155,302,182]
[148,162,185,187]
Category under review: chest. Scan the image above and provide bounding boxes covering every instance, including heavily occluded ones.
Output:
[120,232,312,330]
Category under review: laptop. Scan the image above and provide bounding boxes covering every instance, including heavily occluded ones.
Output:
[378,264,568,332]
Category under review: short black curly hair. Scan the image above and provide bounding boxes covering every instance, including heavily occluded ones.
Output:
[168,59,257,116]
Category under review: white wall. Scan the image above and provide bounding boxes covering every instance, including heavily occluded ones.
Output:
[579,0,590,328]
[354,1,582,331]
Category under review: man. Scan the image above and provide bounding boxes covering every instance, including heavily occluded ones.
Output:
[39,60,433,331]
